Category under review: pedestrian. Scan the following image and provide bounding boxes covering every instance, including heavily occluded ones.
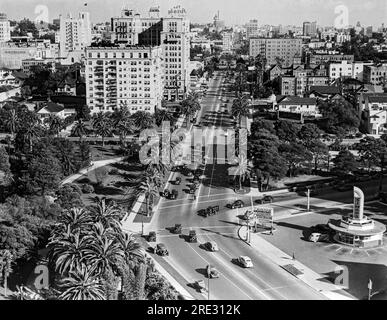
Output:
[292,253,296,260]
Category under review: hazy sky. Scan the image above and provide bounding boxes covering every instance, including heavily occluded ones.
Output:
[1,0,387,27]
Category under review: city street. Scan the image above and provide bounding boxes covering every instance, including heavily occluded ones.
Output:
[147,71,326,300]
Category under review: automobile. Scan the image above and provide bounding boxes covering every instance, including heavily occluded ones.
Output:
[174,177,182,185]
[255,195,274,204]
[227,200,244,209]
[148,231,156,242]
[192,175,201,184]
[198,206,220,217]
[309,232,330,243]
[188,230,198,243]
[171,224,182,234]
[194,280,207,293]
[155,243,169,256]
[204,241,219,252]
[206,265,220,278]
[237,256,253,268]
[169,189,178,200]
[188,185,197,194]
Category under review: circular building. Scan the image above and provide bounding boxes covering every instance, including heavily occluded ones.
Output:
[328,187,386,248]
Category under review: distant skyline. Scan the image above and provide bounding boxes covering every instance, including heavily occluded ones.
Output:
[1,0,387,27]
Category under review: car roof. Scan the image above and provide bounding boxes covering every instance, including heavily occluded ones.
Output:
[157,243,166,247]
[240,256,251,260]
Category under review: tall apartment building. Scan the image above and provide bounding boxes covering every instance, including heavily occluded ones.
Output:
[303,21,317,37]
[111,6,190,100]
[222,31,233,52]
[0,13,10,43]
[161,6,190,101]
[249,38,302,67]
[59,12,92,59]
[85,46,163,114]
[246,19,259,38]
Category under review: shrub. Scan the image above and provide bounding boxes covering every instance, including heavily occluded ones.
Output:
[94,166,109,186]
[82,183,94,194]
[109,168,119,175]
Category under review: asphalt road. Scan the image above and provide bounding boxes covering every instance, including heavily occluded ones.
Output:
[147,71,327,300]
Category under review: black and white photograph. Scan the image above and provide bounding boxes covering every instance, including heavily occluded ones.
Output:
[0,0,387,307]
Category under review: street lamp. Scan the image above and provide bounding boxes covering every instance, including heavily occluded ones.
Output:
[206,265,211,300]
[307,187,311,212]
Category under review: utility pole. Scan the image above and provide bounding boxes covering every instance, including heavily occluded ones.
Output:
[378,153,386,197]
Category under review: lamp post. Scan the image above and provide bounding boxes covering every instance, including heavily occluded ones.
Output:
[307,188,311,212]
[206,265,211,300]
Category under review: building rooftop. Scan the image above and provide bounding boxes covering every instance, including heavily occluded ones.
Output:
[277,96,317,105]
[309,86,340,95]
[39,101,65,113]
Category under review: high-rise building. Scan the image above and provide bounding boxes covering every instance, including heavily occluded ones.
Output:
[249,38,302,67]
[111,5,190,101]
[0,13,11,43]
[246,19,259,38]
[59,12,92,59]
[303,21,317,37]
[366,26,373,38]
[85,46,164,114]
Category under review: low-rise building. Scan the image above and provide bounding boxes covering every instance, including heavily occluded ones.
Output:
[363,63,387,86]
[275,96,318,116]
[359,93,387,134]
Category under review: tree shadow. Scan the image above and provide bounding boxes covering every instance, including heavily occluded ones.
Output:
[195,268,209,278]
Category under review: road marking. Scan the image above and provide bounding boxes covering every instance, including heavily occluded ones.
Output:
[335,246,342,252]
[186,240,256,300]
[364,250,370,256]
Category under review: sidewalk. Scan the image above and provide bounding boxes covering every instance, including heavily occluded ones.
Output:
[238,226,355,300]
[61,157,125,185]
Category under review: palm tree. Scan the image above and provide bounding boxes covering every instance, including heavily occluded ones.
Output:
[0,250,13,297]
[136,176,158,217]
[231,95,250,128]
[3,109,18,139]
[45,114,63,136]
[49,231,91,275]
[57,208,93,235]
[92,112,112,147]
[88,198,123,232]
[116,232,144,268]
[59,264,105,300]
[72,119,87,142]
[154,108,175,127]
[229,154,251,191]
[83,226,123,276]
[131,111,155,130]
[145,167,163,189]
[179,93,201,124]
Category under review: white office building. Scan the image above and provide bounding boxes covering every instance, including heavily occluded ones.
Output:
[59,12,92,61]
[0,13,10,43]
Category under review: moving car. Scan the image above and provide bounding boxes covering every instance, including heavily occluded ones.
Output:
[155,243,169,256]
[227,200,245,209]
[206,265,220,278]
[204,241,219,252]
[238,256,253,268]
[255,195,273,204]
[198,206,219,217]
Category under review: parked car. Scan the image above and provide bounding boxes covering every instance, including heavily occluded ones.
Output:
[255,195,273,204]
[238,256,253,268]
[310,224,333,235]
[172,224,182,234]
[148,231,156,242]
[174,177,182,185]
[198,206,219,217]
[206,265,220,278]
[204,241,219,252]
[188,230,198,243]
[155,243,169,256]
[227,200,244,209]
